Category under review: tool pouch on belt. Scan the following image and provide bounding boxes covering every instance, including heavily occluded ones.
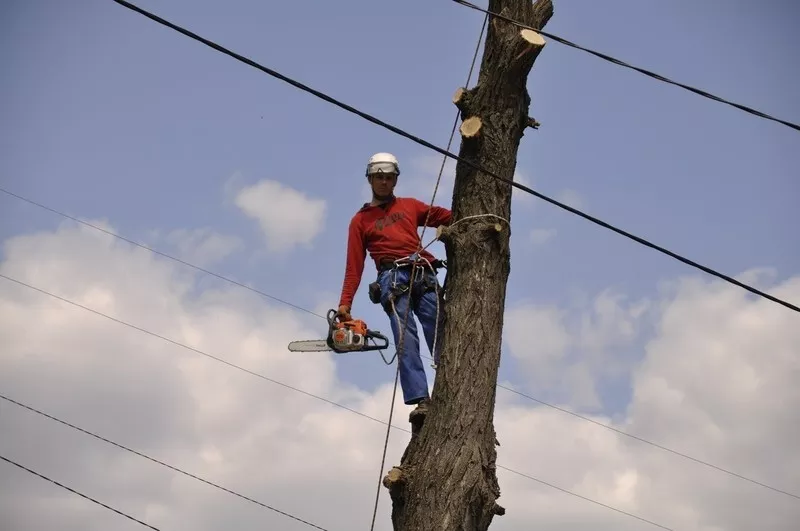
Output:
[368,281,381,304]
[423,272,438,293]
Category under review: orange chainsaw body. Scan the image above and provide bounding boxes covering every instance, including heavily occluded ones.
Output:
[325,309,388,353]
[330,318,370,351]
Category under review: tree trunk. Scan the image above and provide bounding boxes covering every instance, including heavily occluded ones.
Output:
[382,1,554,529]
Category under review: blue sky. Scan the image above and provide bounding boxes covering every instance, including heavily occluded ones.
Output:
[3,2,800,529]
[3,0,798,417]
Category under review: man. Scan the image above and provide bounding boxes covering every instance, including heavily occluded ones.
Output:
[337,152,451,424]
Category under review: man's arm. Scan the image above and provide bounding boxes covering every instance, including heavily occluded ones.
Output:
[414,198,452,227]
[338,215,366,314]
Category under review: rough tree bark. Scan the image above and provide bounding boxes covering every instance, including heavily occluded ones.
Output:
[382,1,554,529]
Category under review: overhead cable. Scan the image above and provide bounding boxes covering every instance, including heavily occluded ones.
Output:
[0,453,160,530]
[1,395,672,531]
[501,386,800,501]
[498,465,673,530]
[110,0,800,315]
[451,0,800,133]
[0,272,404,430]
[0,394,331,531]
[0,189,322,321]
[0,273,679,529]
[0,273,393,428]
[3,189,798,501]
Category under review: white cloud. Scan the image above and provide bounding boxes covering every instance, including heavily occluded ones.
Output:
[504,289,651,411]
[146,227,243,267]
[1,220,799,531]
[499,274,800,530]
[530,228,556,245]
[234,179,327,252]
[504,304,571,380]
[0,219,401,530]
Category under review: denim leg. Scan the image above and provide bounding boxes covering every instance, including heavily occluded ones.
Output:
[413,273,445,366]
[379,269,429,404]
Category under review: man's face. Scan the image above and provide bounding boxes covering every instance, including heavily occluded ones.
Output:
[368,172,397,197]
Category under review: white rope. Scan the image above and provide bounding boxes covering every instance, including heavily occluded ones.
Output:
[450,213,510,228]
[420,213,510,252]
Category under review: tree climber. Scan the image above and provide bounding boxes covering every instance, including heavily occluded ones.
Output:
[337,152,451,425]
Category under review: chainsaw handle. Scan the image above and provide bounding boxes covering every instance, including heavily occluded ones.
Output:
[361,330,390,351]
[327,308,342,325]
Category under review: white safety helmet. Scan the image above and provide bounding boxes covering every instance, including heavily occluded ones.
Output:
[365,152,400,177]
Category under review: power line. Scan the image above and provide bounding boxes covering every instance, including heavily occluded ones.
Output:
[0,273,675,529]
[3,189,797,501]
[497,464,673,530]
[1,397,677,531]
[0,394,331,531]
[0,273,395,430]
[451,0,800,133]
[0,188,323,321]
[500,386,800,501]
[109,0,800,315]
[0,453,161,530]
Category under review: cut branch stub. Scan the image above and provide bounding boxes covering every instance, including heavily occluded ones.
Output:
[436,224,452,246]
[437,218,506,250]
[513,28,547,64]
[521,28,546,48]
[453,87,466,105]
[383,466,405,491]
[460,116,482,139]
[453,86,474,114]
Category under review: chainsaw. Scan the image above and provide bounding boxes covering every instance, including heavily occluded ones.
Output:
[288,309,390,354]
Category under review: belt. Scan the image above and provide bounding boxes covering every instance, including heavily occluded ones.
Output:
[379,258,447,272]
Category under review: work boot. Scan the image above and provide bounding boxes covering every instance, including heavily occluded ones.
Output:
[409,398,429,428]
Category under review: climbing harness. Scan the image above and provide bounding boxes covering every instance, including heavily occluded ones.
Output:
[373,254,445,368]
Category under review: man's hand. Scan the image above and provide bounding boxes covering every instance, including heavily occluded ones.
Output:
[336,305,352,322]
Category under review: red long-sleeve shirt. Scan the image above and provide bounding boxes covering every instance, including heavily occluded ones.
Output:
[338,196,452,309]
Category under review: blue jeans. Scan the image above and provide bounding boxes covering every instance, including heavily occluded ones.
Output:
[378,265,445,405]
